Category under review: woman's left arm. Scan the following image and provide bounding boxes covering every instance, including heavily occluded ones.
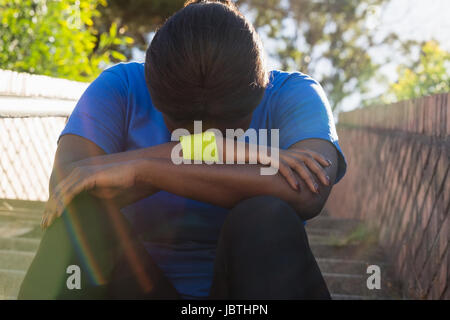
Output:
[42,137,337,228]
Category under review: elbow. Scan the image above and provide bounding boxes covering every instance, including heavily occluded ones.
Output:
[290,195,327,221]
[289,183,334,221]
[295,205,324,221]
[300,204,324,221]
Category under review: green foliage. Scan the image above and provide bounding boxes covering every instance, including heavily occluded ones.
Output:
[385,41,450,102]
[81,0,408,110]
[329,224,378,247]
[0,0,133,81]
[90,0,398,110]
[98,0,185,50]
[0,0,431,104]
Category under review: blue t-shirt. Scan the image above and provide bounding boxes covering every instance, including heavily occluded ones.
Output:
[60,62,347,299]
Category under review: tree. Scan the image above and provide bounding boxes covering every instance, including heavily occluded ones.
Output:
[237,0,419,111]
[86,0,413,110]
[385,41,450,102]
[1,0,422,103]
[97,0,185,50]
[0,0,133,81]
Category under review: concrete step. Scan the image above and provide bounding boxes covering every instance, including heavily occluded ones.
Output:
[310,243,384,261]
[0,200,44,225]
[0,250,35,271]
[0,199,46,212]
[0,248,395,300]
[0,269,25,299]
[306,216,362,230]
[0,237,40,252]
[307,234,348,245]
[0,200,399,300]
[0,209,42,222]
[331,293,370,300]
[323,272,386,298]
[316,257,385,275]
[311,243,356,259]
[305,227,346,237]
[0,221,39,238]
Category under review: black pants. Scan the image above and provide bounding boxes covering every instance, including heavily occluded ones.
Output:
[18,194,330,299]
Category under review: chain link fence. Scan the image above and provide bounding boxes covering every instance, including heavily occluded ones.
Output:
[326,93,449,299]
[0,69,88,201]
[0,116,68,201]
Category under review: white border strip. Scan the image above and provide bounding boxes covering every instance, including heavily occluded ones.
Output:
[0,96,75,117]
[0,69,89,100]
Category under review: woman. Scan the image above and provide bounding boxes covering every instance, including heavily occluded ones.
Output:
[19,0,346,299]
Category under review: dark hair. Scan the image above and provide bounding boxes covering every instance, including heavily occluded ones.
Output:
[145,0,268,123]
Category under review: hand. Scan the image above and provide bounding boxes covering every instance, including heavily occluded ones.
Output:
[219,138,332,193]
[41,161,140,229]
[259,148,332,193]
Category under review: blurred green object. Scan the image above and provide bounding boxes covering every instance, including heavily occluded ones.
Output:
[387,41,450,102]
[0,0,133,82]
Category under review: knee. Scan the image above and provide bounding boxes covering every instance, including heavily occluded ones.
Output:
[223,196,307,244]
[228,195,302,226]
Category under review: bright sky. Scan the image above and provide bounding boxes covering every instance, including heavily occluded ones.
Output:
[379,0,450,50]
[341,0,450,111]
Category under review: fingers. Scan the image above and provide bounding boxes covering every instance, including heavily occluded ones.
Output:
[296,154,330,186]
[41,167,92,229]
[297,149,332,168]
[278,149,333,193]
[285,156,319,193]
[278,160,300,191]
[41,200,60,230]
[40,214,47,230]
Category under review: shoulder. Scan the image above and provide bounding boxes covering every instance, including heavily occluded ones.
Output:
[268,70,321,90]
[78,62,147,110]
[85,62,148,102]
[100,62,145,86]
[267,70,330,108]
[268,70,318,87]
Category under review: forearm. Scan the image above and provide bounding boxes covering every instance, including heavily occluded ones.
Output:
[49,142,177,194]
[134,158,329,220]
[50,139,256,206]
[49,139,333,219]
[63,142,177,169]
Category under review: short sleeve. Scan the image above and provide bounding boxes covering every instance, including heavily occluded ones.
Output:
[271,73,347,183]
[59,69,128,154]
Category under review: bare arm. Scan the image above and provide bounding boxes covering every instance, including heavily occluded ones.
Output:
[134,137,338,217]
[49,135,173,202]
[44,134,338,227]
